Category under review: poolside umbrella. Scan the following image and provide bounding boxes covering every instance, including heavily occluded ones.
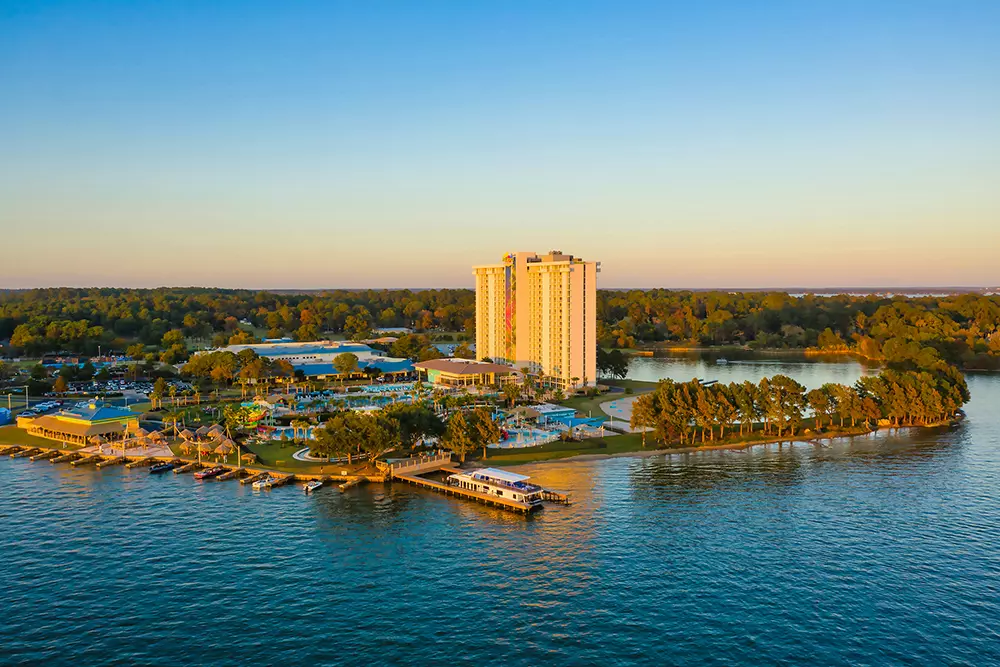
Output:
[214,442,234,456]
[195,425,210,438]
[88,435,105,447]
[207,425,225,438]
[179,442,195,455]
[134,427,150,438]
[179,429,194,441]
[241,452,258,464]
[148,431,164,443]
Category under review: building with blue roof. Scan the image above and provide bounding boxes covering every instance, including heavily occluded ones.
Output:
[18,400,139,446]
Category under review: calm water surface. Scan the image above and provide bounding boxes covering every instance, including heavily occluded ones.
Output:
[2,357,999,666]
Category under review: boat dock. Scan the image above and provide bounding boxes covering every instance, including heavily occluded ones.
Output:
[394,471,537,512]
[12,447,41,459]
[70,455,101,467]
[1,443,571,513]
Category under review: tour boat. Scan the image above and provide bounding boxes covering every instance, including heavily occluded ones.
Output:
[446,467,544,509]
[194,466,225,480]
[303,479,323,494]
[149,462,175,474]
[252,476,272,490]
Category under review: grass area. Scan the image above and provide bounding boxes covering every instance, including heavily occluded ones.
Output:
[243,440,378,474]
[482,420,874,466]
[556,378,657,419]
[0,425,74,449]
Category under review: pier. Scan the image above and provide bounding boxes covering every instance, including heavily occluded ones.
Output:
[172,462,200,474]
[12,447,41,459]
[96,457,124,469]
[394,471,537,512]
[70,455,101,467]
[51,452,80,464]
[125,457,156,469]
[30,450,59,461]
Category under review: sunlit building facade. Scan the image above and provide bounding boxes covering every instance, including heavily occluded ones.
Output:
[473,251,598,389]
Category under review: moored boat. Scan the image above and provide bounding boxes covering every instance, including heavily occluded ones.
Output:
[194,466,226,480]
[149,462,176,474]
[252,475,272,490]
[446,467,544,510]
[303,479,323,494]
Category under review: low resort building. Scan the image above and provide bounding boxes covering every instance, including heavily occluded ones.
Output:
[17,401,139,446]
[210,340,414,380]
[413,358,521,387]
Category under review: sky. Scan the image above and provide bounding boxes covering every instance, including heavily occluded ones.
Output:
[1,1,998,290]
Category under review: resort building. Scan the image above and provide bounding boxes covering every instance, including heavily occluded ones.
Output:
[413,358,520,387]
[17,401,138,446]
[474,250,598,389]
[209,340,413,380]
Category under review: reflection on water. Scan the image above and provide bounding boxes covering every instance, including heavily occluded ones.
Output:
[1,359,999,665]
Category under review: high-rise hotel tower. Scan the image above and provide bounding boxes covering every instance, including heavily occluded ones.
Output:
[473,251,599,389]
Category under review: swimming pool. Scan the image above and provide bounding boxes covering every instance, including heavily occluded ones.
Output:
[495,427,560,449]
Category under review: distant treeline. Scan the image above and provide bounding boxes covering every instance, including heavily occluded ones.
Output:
[1,288,999,370]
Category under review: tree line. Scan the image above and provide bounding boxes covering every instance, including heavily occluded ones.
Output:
[630,365,969,448]
[3,288,999,371]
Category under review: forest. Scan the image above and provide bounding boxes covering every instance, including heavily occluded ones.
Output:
[1,287,998,370]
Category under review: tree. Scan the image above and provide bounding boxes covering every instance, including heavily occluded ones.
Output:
[442,411,475,462]
[53,376,69,394]
[469,407,502,458]
[357,413,400,462]
[333,353,359,379]
[453,342,475,359]
[501,382,521,407]
[362,366,383,385]
[383,403,445,449]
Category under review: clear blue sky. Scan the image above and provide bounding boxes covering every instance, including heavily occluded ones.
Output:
[1,1,998,289]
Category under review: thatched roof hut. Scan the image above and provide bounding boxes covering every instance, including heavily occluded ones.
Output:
[195,425,210,438]
[179,429,195,440]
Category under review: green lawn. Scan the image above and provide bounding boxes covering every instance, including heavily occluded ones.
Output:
[0,425,69,449]
[243,439,378,474]
[556,379,657,420]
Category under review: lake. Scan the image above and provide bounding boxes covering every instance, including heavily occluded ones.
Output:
[2,355,999,665]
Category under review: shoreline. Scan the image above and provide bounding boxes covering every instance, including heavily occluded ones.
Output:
[497,420,959,468]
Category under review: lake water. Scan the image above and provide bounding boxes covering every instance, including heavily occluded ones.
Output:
[2,356,999,666]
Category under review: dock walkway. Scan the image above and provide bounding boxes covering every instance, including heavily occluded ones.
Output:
[394,472,536,513]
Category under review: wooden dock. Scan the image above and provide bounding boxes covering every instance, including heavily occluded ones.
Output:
[265,474,295,489]
[70,455,101,467]
[51,452,80,464]
[125,457,156,469]
[338,477,364,492]
[11,447,41,459]
[216,467,245,481]
[96,457,124,469]
[241,471,269,486]
[30,450,60,462]
[172,462,200,474]
[0,445,19,456]
[394,472,537,513]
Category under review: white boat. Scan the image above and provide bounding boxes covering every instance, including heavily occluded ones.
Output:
[303,479,323,494]
[252,476,272,490]
[446,467,544,509]
[716,358,729,365]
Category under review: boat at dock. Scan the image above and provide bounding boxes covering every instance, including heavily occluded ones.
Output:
[303,479,323,494]
[149,462,176,474]
[194,466,226,480]
[446,467,544,510]
[252,475,273,490]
